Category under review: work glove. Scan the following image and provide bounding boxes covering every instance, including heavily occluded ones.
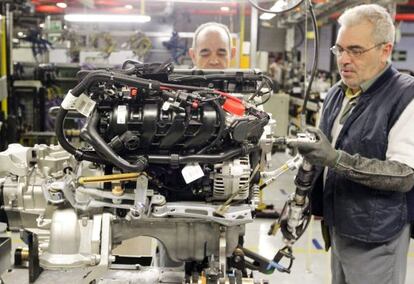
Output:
[288,127,339,167]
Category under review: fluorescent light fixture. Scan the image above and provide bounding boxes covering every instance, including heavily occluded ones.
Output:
[259,0,288,21]
[162,0,226,3]
[17,32,24,37]
[260,13,275,20]
[64,14,151,23]
[125,4,133,10]
[220,6,230,12]
[39,23,45,28]
[56,2,68,9]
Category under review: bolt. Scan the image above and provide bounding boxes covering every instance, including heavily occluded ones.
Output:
[90,255,97,265]
[112,185,124,197]
[234,255,242,263]
[131,208,141,218]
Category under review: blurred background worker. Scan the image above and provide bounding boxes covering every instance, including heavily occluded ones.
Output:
[269,55,284,92]
[189,22,236,69]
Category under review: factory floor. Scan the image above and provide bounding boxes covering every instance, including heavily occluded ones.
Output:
[246,152,414,284]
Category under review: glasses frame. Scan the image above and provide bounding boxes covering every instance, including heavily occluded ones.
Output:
[330,42,386,58]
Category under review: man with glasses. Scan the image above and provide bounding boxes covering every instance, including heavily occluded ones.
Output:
[189,22,236,69]
[289,4,414,284]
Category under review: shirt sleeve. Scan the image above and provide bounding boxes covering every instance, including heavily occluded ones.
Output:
[387,99,414,169]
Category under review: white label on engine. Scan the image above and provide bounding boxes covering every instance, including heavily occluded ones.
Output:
[75,94,96,117]
[182,163,204,184]
[61,90,77,110]
[117,105,127,124]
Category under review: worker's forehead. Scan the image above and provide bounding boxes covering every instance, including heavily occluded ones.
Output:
[337,21,375,46]
[196,28,229,48]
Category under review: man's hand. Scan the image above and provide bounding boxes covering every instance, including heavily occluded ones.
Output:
[288,127,339,167]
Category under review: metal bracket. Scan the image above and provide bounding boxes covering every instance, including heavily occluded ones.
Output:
[0,237,11,278]
[218,226,227,284]
[81,213,112,284]
[152,202,253,226]
[20,230,43,283]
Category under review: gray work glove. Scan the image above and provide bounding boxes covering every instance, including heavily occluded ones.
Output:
[288,127,339,167]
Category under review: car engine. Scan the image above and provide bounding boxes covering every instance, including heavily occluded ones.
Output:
[0,62,310,284]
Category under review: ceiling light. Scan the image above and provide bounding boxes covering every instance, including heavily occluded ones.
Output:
[39,23,45,28]
[162,0,226,3]
[259,0,288,21]
[64,14,151,23]
[17,32,24,37]
[56,2,68,9]
[125,4,133,10]
[220,6,230,12]
[260,13,275,20]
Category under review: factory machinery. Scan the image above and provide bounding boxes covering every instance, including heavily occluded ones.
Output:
[0,61,315,284]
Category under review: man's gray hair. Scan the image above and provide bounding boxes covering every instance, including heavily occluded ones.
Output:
[192,22,232,50]
[338,4,395,44]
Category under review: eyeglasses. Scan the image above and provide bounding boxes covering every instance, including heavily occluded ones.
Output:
[330,43,385,58]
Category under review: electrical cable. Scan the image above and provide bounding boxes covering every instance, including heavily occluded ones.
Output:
[254,77,274,106]
[293,23,305,49]
[247,0,319,129]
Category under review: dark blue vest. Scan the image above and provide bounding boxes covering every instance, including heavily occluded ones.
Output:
[312,66,414,242]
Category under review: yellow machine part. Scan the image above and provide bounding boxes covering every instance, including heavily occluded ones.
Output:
[1,15,7,116]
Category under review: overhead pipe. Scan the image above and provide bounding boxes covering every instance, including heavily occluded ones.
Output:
[395,14,414,21]
[250,0,258,69]
[328,13,414,22]
[239,1,245,68]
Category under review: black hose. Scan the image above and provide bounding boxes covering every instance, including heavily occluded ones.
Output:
[301,1,319,119]
[55,69,201,167]
[122,59,144,69]
[82,111,148,172]
[148,146,258,164]
[253,75,274,106]
[77,66,138,79]
[196,99,226,154]
[293,24,305,49]
[55,107,106,163]
[70,70,161,97]
[249,80,266,101]
[161,82,210,91]
[255,93,271,107]
[169,73,263,82]
[152,60,174,74]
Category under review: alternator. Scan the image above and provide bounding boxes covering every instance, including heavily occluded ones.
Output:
[212,156,250,200]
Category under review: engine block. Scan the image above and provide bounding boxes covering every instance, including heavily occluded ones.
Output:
[0,65,283,283]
